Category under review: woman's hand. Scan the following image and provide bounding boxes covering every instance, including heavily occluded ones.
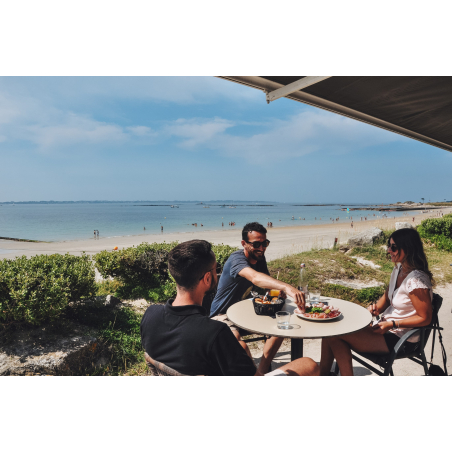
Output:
[371,321,392,335]
[367,303,379,316]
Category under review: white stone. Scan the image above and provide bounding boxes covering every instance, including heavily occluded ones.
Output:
[351,256,381,269]
[395,222,415,230]
[325,279,384,289]
[348,228,383,247]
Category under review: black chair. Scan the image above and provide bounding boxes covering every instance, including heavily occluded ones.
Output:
[333,293,444,376]
[144,352,189,376]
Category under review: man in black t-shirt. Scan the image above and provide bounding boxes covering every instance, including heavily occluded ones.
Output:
[210,222,306,374]
[140,240,318,376]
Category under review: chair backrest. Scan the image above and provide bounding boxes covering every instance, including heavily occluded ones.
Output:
[144,352,187,376]
[422,293,443,346]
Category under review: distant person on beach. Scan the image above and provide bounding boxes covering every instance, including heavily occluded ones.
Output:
[96,230,99,239]
[161,226,163,232]
[140,240,318,376]
[144,227,146,230]
[209,222,306,374]
[94,230,96,240]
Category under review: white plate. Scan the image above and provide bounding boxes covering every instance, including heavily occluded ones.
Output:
[294,309,342,321]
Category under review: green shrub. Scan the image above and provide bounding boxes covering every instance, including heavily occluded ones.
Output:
[322,283,385,306]
[419,216,452,239]
[93,242,238,302]
[417,225,452,252]
[0,253,96,326]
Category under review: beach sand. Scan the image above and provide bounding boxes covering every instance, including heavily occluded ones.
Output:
[1,208,451,262]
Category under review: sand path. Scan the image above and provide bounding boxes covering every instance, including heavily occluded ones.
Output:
[1,208,451,261]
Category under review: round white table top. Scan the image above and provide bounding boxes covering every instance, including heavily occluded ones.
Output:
[227,297,372,339]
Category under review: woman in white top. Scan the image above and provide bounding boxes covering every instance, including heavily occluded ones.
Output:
[319,228,434,376]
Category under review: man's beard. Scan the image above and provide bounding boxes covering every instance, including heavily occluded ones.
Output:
[250,249,265,261]
[206,271,218,294]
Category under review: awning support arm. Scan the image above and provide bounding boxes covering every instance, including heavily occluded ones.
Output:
[266,76,332,103]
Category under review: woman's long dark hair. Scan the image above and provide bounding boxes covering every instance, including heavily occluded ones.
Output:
[389,228,435,286]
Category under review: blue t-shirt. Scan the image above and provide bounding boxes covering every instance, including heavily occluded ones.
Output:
[209,250,270,317]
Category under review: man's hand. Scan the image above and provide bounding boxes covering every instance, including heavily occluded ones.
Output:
[285,287,305,311]
[371,321,392,335]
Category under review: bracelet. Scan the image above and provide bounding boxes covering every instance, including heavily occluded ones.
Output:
[392,320,397,330]
[398,320,401,328]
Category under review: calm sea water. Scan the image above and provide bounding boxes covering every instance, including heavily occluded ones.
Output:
[0,202,410,242]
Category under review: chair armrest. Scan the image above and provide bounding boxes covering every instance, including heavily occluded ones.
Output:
[385,328,422,368]
[393,329,422,355]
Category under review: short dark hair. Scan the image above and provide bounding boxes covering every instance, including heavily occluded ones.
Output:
[242,222,267,241]
[168,240,215,290]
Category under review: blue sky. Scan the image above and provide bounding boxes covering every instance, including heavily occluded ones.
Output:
[0,76,451,203]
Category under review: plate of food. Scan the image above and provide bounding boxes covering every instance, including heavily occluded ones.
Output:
[294,302,341,321]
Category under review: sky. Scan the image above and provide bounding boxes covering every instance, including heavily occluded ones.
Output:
[0,76,451,204]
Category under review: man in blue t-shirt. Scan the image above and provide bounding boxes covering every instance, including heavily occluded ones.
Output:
[210,222,306,374]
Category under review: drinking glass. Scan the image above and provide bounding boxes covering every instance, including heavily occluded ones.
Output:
[276,311,291,329]
[310,291,321,302]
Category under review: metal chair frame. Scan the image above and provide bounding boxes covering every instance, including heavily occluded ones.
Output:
[333,293,444,376]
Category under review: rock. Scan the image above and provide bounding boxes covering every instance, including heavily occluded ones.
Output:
[348,228,383,247]
[0,322,107,376]
[325,279,384,289]
[339,245,351,253]
[396,222,414,230]
[350,256,381,269]
[105,295,121,307]
[69,295,122,309]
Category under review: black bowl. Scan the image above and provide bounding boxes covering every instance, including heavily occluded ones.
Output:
[252,297,286,316]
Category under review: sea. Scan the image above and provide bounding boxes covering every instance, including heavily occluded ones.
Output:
[0,201,412,242]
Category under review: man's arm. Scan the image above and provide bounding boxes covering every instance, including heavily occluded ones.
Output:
[238,267,305,308]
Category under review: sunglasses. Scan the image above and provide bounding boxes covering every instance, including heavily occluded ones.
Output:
[245,240,270,249]
[199,264,217,280]
[387,243,398,252]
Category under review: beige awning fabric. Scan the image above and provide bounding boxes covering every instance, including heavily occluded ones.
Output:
[218,76,452,153]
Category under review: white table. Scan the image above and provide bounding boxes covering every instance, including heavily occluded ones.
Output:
[227,297,372,360]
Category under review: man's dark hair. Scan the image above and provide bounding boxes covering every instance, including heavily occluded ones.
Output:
[242,222,267,241]
[168,240,215,290]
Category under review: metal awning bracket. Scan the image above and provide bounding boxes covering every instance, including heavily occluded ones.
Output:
[266,76,332,103]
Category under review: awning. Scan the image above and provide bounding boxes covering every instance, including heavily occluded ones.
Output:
[218,76,452,153]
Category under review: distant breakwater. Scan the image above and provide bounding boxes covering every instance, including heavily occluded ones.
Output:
[0,236,43,243]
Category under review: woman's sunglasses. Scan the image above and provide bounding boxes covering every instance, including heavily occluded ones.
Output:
[387,243,398,252]
[245,239,270,249]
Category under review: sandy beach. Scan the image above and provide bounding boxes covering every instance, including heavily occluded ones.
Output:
[1,208,450,262]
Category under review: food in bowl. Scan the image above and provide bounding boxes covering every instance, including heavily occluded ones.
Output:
[254,296,283,305]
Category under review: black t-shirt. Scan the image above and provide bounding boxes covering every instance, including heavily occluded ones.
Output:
[140,299,257,376]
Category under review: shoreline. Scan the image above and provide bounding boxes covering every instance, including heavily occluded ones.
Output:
[1,208,451,262]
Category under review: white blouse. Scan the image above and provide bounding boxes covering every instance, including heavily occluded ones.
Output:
[381,263,433,343]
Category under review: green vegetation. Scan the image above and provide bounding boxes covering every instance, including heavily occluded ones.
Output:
[0,253,95,327]
[268,227,451,305]
[93,242,238,302]
[417,214,452,252]
[65,303,144,375]
[268,247,391,306]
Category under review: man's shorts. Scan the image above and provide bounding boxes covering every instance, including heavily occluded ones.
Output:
[211,314,254,338]
[211,314,239,332]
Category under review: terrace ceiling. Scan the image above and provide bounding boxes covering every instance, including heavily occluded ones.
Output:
[218,76,452,153]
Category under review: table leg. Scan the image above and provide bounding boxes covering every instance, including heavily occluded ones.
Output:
[291,338,304,360]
